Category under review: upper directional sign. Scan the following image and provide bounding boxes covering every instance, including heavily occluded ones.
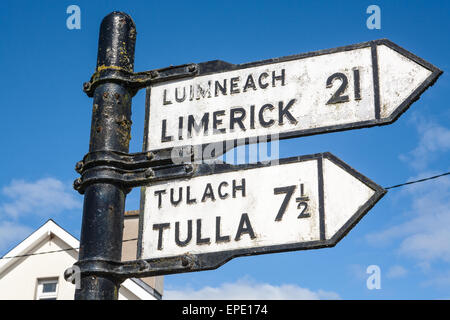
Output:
[138,153,385,270]
[144,39,441,152]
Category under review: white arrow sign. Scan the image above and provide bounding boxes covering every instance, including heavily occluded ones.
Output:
[144,39,441,153]
[138,153,385,269]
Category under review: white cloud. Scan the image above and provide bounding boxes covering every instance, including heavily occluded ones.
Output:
[366,173,450,263]
[0,221,32,252]
[399,117,450,170]
[0,178,81,218]
[367,115,450,265]
[386,265,408,279]
[163,278,340,300]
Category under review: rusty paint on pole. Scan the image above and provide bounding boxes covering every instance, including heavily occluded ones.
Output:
[75,12,136,300]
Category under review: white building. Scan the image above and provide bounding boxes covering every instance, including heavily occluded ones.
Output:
[0,212,163,300]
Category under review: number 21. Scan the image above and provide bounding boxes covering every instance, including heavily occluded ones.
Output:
[326,69,361,104]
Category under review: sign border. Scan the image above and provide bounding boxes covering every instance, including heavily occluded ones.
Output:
[143,39,442,155]
[137,152,386,273]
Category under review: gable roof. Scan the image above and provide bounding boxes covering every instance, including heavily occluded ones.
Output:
[0,219,78,272]
[0,219,159,300]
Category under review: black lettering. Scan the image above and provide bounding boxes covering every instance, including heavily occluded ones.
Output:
[186,186,197,204]
[178,116,183,140]
[161,119,173,142]
[196,81,212,100]
[235,213,256,241]
[213,110,226,134]
[187,113,209,138]
[189,85,194,101]
[215,79,227,97]
[218,181,229,199]
[230,108,246,131]
[278,99,297,125]
[196,219,210,245]
[250,105,255,129]
[326,72,349,104]
[232,179,246,198]
[243,74,257,92]
[297,201,310,218]
[175,220,192,247]
[274,185,296,221]
[175,87,186,103]
[258,72,269,89]
[216,216,230,243]
[163,89,172,105]
[170,187,183,206]
[272,69,285,87]
[202,183,216,202]
[258,104,275,128]
[230,77,240,94]
[153,223,170,250]
[154,190,166,209]
[353,69,361,100]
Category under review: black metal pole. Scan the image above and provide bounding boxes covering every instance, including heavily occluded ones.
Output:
[75,12,136,300]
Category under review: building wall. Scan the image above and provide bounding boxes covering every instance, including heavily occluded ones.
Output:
[0,233,146,300]
[0,235,78,300]
[122,212,164,295]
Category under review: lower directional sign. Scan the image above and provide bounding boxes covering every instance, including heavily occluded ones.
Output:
[138,153,386,270]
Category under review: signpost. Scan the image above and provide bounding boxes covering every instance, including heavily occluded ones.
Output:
[145,39,441,153]
[138,153,385,269]
[70,11,442,299]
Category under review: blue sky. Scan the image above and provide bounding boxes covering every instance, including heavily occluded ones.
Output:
[0,0,449,299]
